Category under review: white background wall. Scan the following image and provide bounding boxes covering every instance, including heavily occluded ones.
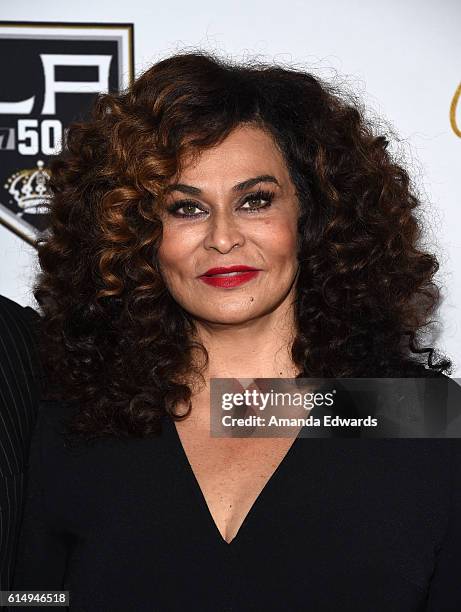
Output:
[1,0,460,375]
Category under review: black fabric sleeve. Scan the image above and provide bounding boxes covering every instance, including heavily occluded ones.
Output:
[11,404,69,593]
[425,439,461,610]
[0,296,43,590]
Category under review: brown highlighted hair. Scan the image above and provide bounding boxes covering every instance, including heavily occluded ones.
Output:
[34,50,453,440]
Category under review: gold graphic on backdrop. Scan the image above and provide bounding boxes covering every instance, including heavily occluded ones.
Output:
[450,82,461,137]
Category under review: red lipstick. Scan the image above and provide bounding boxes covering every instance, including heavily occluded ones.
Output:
[199,265,261,288]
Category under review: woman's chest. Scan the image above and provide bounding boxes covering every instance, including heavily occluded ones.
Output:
[59,437,451,610]
[172,424,299,543]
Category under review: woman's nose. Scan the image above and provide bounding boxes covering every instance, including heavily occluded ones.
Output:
[203,209,245,253]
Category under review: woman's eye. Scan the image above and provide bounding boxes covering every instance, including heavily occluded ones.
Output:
[167,202,205,218]
[177,203,201,216]
[240,192,274,212]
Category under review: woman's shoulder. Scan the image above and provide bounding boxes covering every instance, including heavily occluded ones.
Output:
[396,361,460,396]
[36,399,80,430]
[30,401,123,483]
[385,362,461,437]
[31,400,86,462]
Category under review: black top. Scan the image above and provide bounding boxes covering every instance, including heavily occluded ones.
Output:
[11,393,461,611]
[0,295,43,590]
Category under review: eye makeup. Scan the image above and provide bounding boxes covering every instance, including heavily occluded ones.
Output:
[165,189,276,219]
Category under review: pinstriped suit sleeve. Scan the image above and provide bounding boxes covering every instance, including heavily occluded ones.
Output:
[0,296,43,590]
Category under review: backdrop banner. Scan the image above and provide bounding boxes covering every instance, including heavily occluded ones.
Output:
[0,21,134,245]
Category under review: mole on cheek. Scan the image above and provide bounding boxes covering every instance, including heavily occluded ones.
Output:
[250,297,254,302]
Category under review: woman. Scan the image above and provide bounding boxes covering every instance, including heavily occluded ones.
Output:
[12,51,460,611]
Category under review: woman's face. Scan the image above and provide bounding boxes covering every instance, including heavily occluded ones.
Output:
[157,124,300,326]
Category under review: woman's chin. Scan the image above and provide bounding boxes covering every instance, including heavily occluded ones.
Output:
[192,308,262,326]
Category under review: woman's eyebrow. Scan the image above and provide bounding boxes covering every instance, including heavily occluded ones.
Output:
[165,175,280,195]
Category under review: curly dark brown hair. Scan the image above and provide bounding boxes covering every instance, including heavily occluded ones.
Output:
[33,50,453,441]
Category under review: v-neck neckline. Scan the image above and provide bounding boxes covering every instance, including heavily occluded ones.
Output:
[163,413,304,548]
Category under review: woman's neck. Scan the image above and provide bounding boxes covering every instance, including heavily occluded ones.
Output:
[192,308,301,381]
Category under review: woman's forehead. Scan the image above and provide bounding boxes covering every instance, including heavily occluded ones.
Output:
[172,126,289,185]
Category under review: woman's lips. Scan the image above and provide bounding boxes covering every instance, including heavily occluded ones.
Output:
[199,270,260,288]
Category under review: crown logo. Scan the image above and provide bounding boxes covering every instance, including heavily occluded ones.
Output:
[4,160,52,215]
